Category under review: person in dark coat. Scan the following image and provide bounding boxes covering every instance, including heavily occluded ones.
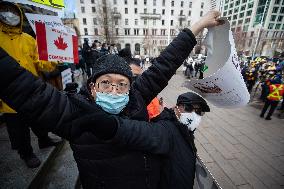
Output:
[0,11,222,189]
[82,38,93,77]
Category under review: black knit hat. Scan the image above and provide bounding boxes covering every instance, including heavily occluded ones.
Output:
[90,54,132,82]
[177,92,210,112]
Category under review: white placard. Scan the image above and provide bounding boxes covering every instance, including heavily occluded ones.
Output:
[184,18,250,108]
[25,13,76,35]
[61,68,72,90]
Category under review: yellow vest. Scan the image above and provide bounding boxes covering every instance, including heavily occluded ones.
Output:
[0,30,57,113]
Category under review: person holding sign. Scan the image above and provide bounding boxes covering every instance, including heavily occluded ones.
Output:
[0,1,60,168]
[0,10,222,188]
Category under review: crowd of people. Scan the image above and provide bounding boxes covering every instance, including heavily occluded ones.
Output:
[183,56,207,79]
[241,57,284,119]
[0,2,223,188]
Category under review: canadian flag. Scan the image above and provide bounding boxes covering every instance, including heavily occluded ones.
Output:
[35,21,79,64]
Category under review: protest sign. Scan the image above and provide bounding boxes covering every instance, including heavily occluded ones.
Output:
[35,22,79,64]
[184,18,250,108]
[61,68,72,90]
[31,0,64,8]
[25,13,76,35]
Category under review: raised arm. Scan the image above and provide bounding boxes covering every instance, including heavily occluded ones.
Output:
[133,10,222,104]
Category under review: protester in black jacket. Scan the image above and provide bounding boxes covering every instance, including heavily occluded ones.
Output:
[0,11,222,189]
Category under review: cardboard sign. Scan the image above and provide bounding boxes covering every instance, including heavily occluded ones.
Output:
[61,68,72,90]
[184,18,250,108]
[35,22,79,64]
[25,13,76,35]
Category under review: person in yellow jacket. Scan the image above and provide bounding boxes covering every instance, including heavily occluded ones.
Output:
[0,1,59,168]
[260,77,284,120]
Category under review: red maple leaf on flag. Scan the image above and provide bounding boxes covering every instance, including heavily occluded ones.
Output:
[54,35,68,50]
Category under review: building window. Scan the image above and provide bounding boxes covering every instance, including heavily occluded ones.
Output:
[125,19,129,25]
[241,5,246,11]
[162,0,165,6]
[162,20,165,25]
[248,39,252,47]
[113,0,117,5]
[242,0,247,3]
[224,5,228,10]
[80,0,84,3]
[189,2,192,8]
[114,7,117,12]
[243,25,249,32]
[268,23,274,29]
[171,10,174,15]
[161,29,166,36]
[171,20,173,26]
[229,10,232,14]
[248,2,253,8]
[144,0,147,5]
[179,19,183,26]
[235,0,240,6]
[233,14,237,19]
[153,9,156,14]
[275,0,280,4]
[124,0,127,5]
[153,0,156,6]
[275,24,281,29]
[246,10,252,16]
[92,7,96,13]
[181,1,184,7]
[277,16,283,22]
[201,2,204,9]
[135,19,138,25]
[115,18,118,25]
[134,29,139,35]
[81,7,85,13]
[116,28,119,35]
[239,12,244,18]
[134,8,138,14]
[83,18,87,25]
[143,29,148,35]
[234,8,239,13]
[272,7,279,13]
[124,29,130,35]
[153,19,156,25]
[223,11,227,16]
[152,29,157,35]
[84,28,88,35]
[91,0,95,3]
[93,18,97,25]
[94,28,98,35]
[171,1,174,7]
[125,8,128,14]
[281,7,284,13]
[162,9,165,15]
[134,0,137,5]
[144,8,147,13]
[271,15,277,21]
[188,10,191,16]
[200,11,203,17]
[238,20,243,24]
[245,18,250,23]
[144,19,147,25]
[170,29,175,36]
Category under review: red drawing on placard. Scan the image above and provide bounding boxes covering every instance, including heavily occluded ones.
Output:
[54,35,68,50]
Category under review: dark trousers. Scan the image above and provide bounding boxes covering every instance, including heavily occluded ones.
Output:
[247,80,255,93]
[86,64,93,77]
[4,113,48,157]
[260,100,279,118]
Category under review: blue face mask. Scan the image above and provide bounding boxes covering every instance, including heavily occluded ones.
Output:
[96,92,129,114]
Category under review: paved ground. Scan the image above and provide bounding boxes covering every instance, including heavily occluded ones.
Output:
[159,71,284,189]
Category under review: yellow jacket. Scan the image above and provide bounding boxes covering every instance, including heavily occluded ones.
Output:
[0,3,57,113]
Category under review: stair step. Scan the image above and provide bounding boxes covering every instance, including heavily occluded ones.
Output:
[36,141,79,189]
[0,124,62,189]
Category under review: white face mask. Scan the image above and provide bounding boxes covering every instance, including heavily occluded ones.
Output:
[179,112,202,131]
[0,11,20,26]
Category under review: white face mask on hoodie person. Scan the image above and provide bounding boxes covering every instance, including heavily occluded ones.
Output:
[0,11,20,26]
[179,111,202,131]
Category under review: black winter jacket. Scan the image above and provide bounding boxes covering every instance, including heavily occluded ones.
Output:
[0,29,197,189]
[113,108,197,189]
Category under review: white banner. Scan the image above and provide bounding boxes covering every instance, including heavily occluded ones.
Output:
[25,13,76,35]
[184,18,250,108]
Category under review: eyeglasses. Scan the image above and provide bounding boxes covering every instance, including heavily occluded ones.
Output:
[96,80,129,93]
